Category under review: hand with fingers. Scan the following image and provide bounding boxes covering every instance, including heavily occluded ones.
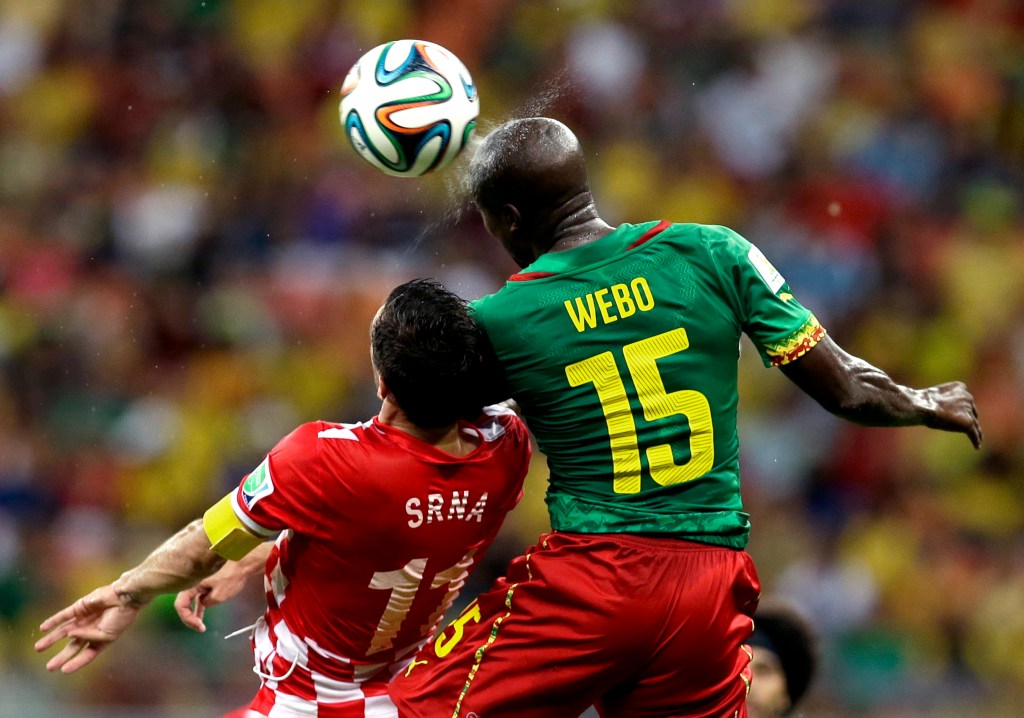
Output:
[174,550,267,632]
[174,572,246,633]
[35,585,144,673]
[922,381,984,449]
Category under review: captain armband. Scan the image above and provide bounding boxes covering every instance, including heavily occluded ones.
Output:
[203,493,265,561]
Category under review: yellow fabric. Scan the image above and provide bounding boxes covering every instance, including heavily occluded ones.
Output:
[203,493,263,561]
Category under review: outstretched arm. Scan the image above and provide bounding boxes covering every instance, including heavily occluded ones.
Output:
[780,335,982,448]
[35,519,229,673]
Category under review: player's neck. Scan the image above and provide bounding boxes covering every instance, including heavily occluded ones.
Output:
[377,401,480,457]
[547,201,614,255]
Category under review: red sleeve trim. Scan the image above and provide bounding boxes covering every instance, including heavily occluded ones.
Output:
[508,270,558,282]
[508,221,670,279]
[627,220,671,250]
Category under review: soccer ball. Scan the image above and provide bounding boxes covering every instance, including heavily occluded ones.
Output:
[339,40,479,177]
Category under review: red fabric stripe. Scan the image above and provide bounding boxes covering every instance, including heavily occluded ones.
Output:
[508,271,558,282]
[627,220,671,250]
[249,686,277,716]
[508,221,670,281]
[317,698,372,718]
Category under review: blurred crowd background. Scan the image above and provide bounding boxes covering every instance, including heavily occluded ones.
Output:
[1,0,1023,716]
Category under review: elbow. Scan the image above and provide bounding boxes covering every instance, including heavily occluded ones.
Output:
[188,518,226,573]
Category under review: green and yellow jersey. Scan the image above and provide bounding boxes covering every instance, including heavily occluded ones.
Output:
[471,222,825,548]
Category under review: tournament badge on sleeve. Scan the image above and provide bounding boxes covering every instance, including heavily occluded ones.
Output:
[747,245,786,294]
[242,457,275,509]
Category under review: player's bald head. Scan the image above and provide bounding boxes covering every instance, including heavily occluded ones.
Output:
[468,117,589,216]
[466,118,595,266]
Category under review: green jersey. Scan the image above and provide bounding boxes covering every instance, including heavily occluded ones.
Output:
[471,222,825,549]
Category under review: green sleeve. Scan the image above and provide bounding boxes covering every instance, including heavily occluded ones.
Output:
[701,225,826,367]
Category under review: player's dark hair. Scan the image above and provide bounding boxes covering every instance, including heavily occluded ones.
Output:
[371,279,490,429]
[750,604,819,714]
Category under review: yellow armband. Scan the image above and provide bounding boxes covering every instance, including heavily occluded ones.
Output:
[203,493,264,560]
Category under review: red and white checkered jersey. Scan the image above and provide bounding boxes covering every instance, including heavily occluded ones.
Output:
[229,405,530,682]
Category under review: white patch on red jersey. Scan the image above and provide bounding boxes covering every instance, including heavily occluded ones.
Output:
[268,546,289,608]
[478,420,506,443]
[478,405,514,442]
[317,423,362,440]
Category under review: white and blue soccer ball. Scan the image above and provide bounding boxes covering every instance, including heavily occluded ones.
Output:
[339,39,479,177]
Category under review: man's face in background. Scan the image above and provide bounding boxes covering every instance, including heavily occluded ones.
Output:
[747,647,791,718]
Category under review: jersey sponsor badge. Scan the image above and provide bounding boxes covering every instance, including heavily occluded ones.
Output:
[747,245,786,294]
[241,457,274,509]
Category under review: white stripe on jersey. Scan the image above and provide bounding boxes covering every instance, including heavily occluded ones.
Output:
[318,421,373,440]
[309,670,367,703]
[250,614,409,717]
[231,491,280,538]
[253,619,279,689]
[483,403,516,417]
[268,536,289,607]
[305,636,354,664]
[317,427,357,440]
[274,618,309,672]
[266,691,318,717]
[362,693,399,718]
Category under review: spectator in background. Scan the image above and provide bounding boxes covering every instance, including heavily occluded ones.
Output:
[748,603,818,718]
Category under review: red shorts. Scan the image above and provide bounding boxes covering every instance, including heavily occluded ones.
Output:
[391,532,761,718]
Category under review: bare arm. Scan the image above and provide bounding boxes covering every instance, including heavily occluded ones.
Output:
[113,518,228,604]
[780,335,982,448]
[35,518,228,673]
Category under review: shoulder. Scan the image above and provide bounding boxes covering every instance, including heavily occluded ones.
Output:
[691,224,781,280]
[634,222,750,262]
[469,292,496,314]
[270,420,374,469]
[472,404,529,444]
[312,419,375,443]
[692,224,752,252]
[259,422,325,484]
[469,286,496,304]
[270,421,322,456]
[469,290,509,331]
[471,405,532,475]
[635,221,717,244]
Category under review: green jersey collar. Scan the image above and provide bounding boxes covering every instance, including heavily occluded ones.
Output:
[509,221,670,281]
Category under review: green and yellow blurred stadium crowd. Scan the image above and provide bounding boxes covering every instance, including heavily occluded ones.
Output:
[1,1,1023,716]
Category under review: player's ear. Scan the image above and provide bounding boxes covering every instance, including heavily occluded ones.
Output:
[376,375,389,401]
[500,204,520,234]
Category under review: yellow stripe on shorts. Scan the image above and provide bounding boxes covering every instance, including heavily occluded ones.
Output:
[450,550,535,718]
